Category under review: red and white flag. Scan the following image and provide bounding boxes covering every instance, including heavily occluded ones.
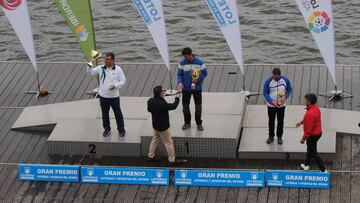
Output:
[1,0,38,71]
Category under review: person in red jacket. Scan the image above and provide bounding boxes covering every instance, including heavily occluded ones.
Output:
[296,93,326,172]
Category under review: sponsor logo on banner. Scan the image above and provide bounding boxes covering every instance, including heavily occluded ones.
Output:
[74,25,88,41]
[302,0,320,11]
[174,170,265,187]
[207,0,236,28]
[18,164,80,182]
[133,0,161,25]
[81,167,169,185]
[300,0,330,34]
[266,170,330,189]
[295,0,336,84]
[0,0,22,10]
[308,11,330,33]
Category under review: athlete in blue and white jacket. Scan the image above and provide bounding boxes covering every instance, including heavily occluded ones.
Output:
[177,55,208,92]
[263,74,292,107]
[263,68,292,145]
[177,47,208,131]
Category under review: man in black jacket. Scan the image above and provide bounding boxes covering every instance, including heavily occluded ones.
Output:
[147,86,186,165]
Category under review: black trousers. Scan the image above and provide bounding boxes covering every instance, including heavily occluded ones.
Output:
[305,134,326,172]
[268,106,285,138]
[99,96,125,132]
[182,90,202,125]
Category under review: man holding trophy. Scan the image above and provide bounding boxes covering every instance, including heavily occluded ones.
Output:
[177,47,208,131]
[86,51,127,137]
[263,68,292,145]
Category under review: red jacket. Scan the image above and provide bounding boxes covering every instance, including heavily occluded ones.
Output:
[301,104,322,140]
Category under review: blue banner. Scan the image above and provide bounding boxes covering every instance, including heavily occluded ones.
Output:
[81,167,169,185]
[18,164,79,182]
[266,170,330,189]
[174,170,265,187]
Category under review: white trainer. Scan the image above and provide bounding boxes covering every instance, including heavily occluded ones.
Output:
[300,164,309,171]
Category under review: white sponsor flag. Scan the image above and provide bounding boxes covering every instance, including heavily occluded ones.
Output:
[206,0,245,74]
[133,0,170,70]
[295,0,336,84]
[1,0,38,72]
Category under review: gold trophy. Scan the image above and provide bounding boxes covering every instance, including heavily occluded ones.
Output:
[278,91,285,105]
[87,50,102,67]
[191,69,201,90]
[85,50,102,96]
[279,91,285,98]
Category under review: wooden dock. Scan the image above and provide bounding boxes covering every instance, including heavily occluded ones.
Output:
[0,61,359,202]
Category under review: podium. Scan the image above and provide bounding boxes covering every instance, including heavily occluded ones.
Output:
[11,92,359,160]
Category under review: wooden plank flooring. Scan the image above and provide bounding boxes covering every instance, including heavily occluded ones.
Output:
[0,62,359,202]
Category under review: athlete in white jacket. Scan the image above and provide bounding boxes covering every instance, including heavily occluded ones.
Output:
[86,52,126,137]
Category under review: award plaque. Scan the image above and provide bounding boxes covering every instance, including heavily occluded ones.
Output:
[165,89,182,96]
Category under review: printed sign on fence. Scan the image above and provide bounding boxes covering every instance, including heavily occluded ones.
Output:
[18,164,80,182]
[81,167,169,185]
[174,170,265,187]
[266,170,330,189]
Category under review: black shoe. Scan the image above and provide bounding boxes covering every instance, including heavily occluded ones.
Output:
[103,130,111,137]
[197,125,204,131]
[169,159,188,166]
[278,137,283,145]
[118,130,126,137]
[146,156,161,162]
[266,137,274,144]
[182,123,191,130]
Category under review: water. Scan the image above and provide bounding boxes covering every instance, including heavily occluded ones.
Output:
[1,0,360,65]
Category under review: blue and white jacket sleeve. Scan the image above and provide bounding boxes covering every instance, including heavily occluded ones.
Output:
[177,63,184,84]
[263,77,273,104]
[198,63,208,81]
[284,76,292,99]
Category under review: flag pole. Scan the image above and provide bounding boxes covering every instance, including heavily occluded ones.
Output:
[85,0,101,97]
[25,70,53,99]
[239,66,259,98]
[168,69,173,90]
[164,66,180,96]
[319,80,353,101]
[88,0,97,66]
[36,71,40,91]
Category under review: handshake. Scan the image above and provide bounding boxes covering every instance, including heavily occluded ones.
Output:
[175,92,182,99]
[175,83,183,98]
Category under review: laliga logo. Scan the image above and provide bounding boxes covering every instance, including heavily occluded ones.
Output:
[308,11,330,33]
[0,0,22,10]
[74,25,88,42]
